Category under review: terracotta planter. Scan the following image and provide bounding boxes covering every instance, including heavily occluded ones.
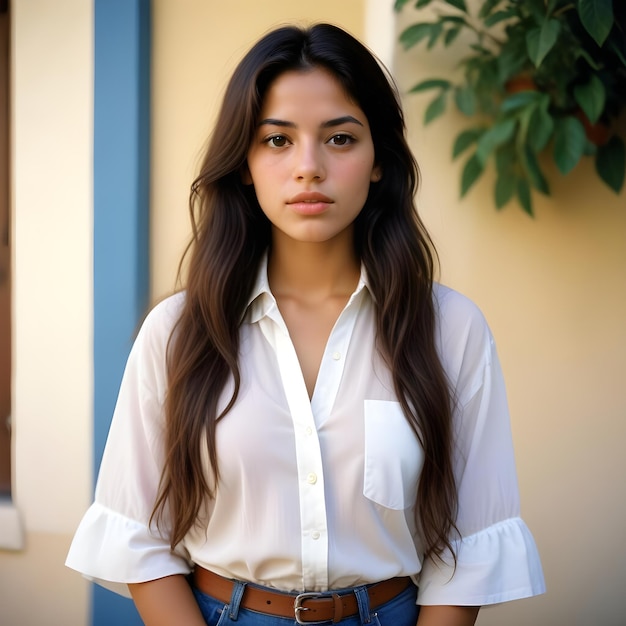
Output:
[575,110,611,146]
[505,75,537,93]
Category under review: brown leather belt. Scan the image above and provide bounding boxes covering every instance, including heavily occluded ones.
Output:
[193,566,412,624]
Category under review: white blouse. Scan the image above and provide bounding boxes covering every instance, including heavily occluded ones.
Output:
[66,261,545,605]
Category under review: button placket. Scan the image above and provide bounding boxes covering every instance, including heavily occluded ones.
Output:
[255,285,367,591]
[310,290,364,425]
[259,315,329,590]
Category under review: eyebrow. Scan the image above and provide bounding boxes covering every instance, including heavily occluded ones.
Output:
[257,115,364,129]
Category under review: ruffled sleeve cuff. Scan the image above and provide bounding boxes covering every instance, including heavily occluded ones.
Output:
[65,502,192,598]
[417,517,546,606]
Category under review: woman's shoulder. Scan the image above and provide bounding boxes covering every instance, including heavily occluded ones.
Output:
[145,291,186,323]
[135,291,186,347]
[432,284,495,387]
[432,283,490,336]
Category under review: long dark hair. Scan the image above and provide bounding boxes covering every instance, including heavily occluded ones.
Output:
[152,23,457,565]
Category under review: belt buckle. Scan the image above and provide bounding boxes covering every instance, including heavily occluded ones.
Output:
[294,591,328,625]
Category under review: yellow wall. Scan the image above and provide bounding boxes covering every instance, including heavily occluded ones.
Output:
[394,5,626,625]
[151,0,366,300]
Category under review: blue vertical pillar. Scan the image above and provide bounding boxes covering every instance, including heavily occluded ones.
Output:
[93,0,150,624]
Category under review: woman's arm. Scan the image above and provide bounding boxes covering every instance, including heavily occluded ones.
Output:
[416,605,480,626]
[128,574,207,626]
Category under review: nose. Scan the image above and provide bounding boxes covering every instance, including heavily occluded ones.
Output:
[293,141,325,182]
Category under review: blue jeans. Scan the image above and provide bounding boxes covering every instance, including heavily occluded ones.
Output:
[192,579,420,626]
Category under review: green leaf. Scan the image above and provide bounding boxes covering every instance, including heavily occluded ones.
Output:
[400,23,437,50]
[576,47,601,70]
[415,0,434,7]
[444,25,462,46]
[479,0,505,19]
[495,144,516,174]
[526,0,548,23]
[523,147,550,194]
[547,0,560,14]
[495,173,516,208]
[454,86,476,116]
[516,179,534,216]
[409,79,452,93]
[573,75,606,125]
[470,56,499,93]
[444,0,467,12]
[497,35,529,82]
[527,105,554,152]
[476,118,517,165]
[526,19,561,68]
[596,136,625,193]
[452,128,483,159]
[394,0,413,11]
[424,91,447,124]
[501,91,542,113]
[441,15,466,24]
[578,0,614,46]
[469,43,491,55]
[484,8,517,27]
[609,40,626,67]
[583,138,597,157]
[461,153,485,197]
[426,21,444,49]
[553,116,586,175]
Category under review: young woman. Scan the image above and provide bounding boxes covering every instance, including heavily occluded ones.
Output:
[67,23,545,626]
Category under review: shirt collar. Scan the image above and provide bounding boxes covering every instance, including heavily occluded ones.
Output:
[245,252,371,324]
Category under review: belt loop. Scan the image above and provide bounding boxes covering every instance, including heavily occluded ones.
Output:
[353,586,372,625]
[331,593,343,623]
[228,580,247,621]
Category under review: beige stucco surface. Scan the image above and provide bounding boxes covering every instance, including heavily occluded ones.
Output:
[150,0,365,300]
[1,1,93,625]
[0,532,88,626]
[394,5,626,625]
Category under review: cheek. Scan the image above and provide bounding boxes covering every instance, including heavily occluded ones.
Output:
[247,155,284,192]
[342,159,377,190]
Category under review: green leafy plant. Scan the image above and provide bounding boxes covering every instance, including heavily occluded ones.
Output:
[395,0,626,215]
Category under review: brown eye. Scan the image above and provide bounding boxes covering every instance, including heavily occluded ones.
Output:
[267,135,288,148]
[329,134,353,146]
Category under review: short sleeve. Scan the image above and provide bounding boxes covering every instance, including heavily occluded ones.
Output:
[65,294,192,597]
[418,287,546,605]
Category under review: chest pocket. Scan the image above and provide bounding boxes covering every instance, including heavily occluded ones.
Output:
[363,400,424,510]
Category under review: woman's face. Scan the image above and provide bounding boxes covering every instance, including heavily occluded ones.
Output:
[246,67,380,248]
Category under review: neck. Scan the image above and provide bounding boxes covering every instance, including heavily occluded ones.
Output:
[267,233,360,301]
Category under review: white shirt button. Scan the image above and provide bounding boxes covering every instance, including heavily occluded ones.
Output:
[305,427,313,436]
[311,531,320,540]
[306,472,317,485]
[332,351,341,360]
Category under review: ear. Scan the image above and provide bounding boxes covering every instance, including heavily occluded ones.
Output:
[370,165,382,183]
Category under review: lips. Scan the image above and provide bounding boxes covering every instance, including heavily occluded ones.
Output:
[286,192,334,215]
[287,192,333,204]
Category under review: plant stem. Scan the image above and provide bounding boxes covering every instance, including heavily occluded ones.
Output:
[552,3,576,18]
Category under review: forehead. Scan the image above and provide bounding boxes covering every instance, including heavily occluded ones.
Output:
[259,68,363,117]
